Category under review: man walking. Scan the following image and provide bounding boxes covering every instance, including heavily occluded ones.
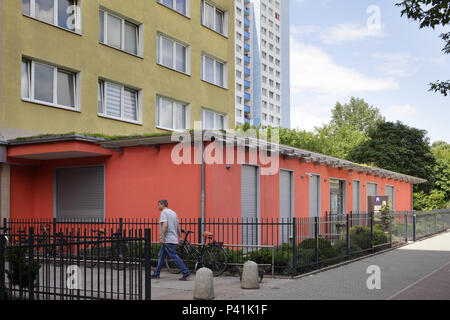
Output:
[152,200,190,281]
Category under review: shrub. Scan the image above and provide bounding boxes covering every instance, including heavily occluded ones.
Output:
[350,226,389,250]
[298,238,332,249]
[332,239,362,256]
[5,247,40,297]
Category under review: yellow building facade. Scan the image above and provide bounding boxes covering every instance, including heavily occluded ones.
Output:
[0,0,235,139]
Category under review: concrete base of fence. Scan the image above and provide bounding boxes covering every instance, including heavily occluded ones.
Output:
[241,261,260,290]
[193,268,214,300]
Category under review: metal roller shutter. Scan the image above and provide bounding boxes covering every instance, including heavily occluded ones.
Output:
[353,181,361,213]
[386,186,395,211]
[242,165,258,247]
[279,170,293,244]
[309,175,321,235]
[366,183,378,213]
[56,166,105,220]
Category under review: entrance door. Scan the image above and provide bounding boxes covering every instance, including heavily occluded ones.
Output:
[242,165,258,247]
[55,166,104,220]
[279,170,293,244]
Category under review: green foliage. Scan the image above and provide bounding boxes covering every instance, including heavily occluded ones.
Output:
[298,238,332,249]
[332,239,362,256]
[348,121,435,192]
[349,226,388,250]
[431,142,450,202]
[413,190,449,210]
[330,97,385,134]
[396,0,450,96]
[5,247,40,293]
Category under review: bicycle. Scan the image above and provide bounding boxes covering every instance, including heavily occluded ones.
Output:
[83,229,129,270]
[166,230,228,277]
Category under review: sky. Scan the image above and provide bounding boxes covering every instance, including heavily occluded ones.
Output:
[289,0,450,143]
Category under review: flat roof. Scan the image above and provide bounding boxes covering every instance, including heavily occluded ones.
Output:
[6,132,427,184]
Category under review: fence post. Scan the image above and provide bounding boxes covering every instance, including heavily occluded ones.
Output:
[370,212,374,253]
[144,229,151,301]
[404,211,408,243]
[119,218,123,235]
[28,227,35,301]
[389,213,392,248]
[346,214,350,259]
[2,218,7,235]
[314,217,319,269]
[435,212,438,233]
[413,213,416,242]
[198,218,203,244]
[292,218,297,276]
[0,235,5,300]
[325,211,328,241]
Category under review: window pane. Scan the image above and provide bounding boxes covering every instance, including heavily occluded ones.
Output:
[162,0,172,8]
[204,56,214,83]
[124,22,138,55]
[98,81,104,113]
[107,14,122,49]
[22,0,31,15]
[161,37,173,68]
[203,110,214,130]
[105,82,122,118]
[58,0,75,30]
[204,2,214,29]
[215,61,224,87]
[21,61,30,99]
[174,103,186,130]
[215,10,224,34]
[159,98,173,129]
[123,88,137,121]
[176,0,186,15]
[35,0,55,24]
[215,114,224,130]
[175,44,186,73]
[34,63,54,103]
[57,71,75,108]
[99,11,104,42]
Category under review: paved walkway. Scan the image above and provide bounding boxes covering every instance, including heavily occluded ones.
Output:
[151,231,450,300]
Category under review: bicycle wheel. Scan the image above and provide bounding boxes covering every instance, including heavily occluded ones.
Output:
[111,242,129,270]
[166,245,194,274]
[202,245,228,277]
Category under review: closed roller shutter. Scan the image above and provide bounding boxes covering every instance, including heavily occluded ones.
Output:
[366,183,378,213]
[242,165,258,247]
[309,175,321,235]
[56,166,104,220]
[353,181,361,213]
[386,186,395,211]
[279,170,293,244]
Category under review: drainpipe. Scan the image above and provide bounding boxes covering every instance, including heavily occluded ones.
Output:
[201,132,205,244]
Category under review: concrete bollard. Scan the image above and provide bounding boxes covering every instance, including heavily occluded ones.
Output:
[193,268,215,300]
[241,261,260,289]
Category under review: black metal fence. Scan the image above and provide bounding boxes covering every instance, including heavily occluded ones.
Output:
[0,224,152,301]
[1,209,449,300]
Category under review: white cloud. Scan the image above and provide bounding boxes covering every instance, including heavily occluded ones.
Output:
[387,104,418,118]
[320,23,383,44]
[289,37,399,130]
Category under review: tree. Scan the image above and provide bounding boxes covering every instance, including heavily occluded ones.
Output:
[330,97,385,133]
[431,141,450,201]
[348,121,436,192]
[396,0,450,96]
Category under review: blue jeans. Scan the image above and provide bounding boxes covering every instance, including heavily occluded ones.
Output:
[154,243,190,277]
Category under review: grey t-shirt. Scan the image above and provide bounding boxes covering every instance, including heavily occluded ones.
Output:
[159,208,179,244]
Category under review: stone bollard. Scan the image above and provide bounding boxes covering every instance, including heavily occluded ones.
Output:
[241,261,260,289]
[193,268,215,300]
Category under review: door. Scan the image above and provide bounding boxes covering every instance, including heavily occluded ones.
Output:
[279,170,293,244]
[242,165,258,247]
[55,166,105,220]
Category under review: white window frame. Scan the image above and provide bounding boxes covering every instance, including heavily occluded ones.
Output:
[157,0,190,17]
[99,8,143,57]
[98,79,142,125]
[21,58,81,112]
[156,33,191,75]
[201,108,227,130]
[201,1,228,37]
[23,0,82,33]
[156,95,191,132]
[201,54,228,88]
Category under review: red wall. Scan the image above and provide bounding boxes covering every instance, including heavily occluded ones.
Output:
[9,141,413,221]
